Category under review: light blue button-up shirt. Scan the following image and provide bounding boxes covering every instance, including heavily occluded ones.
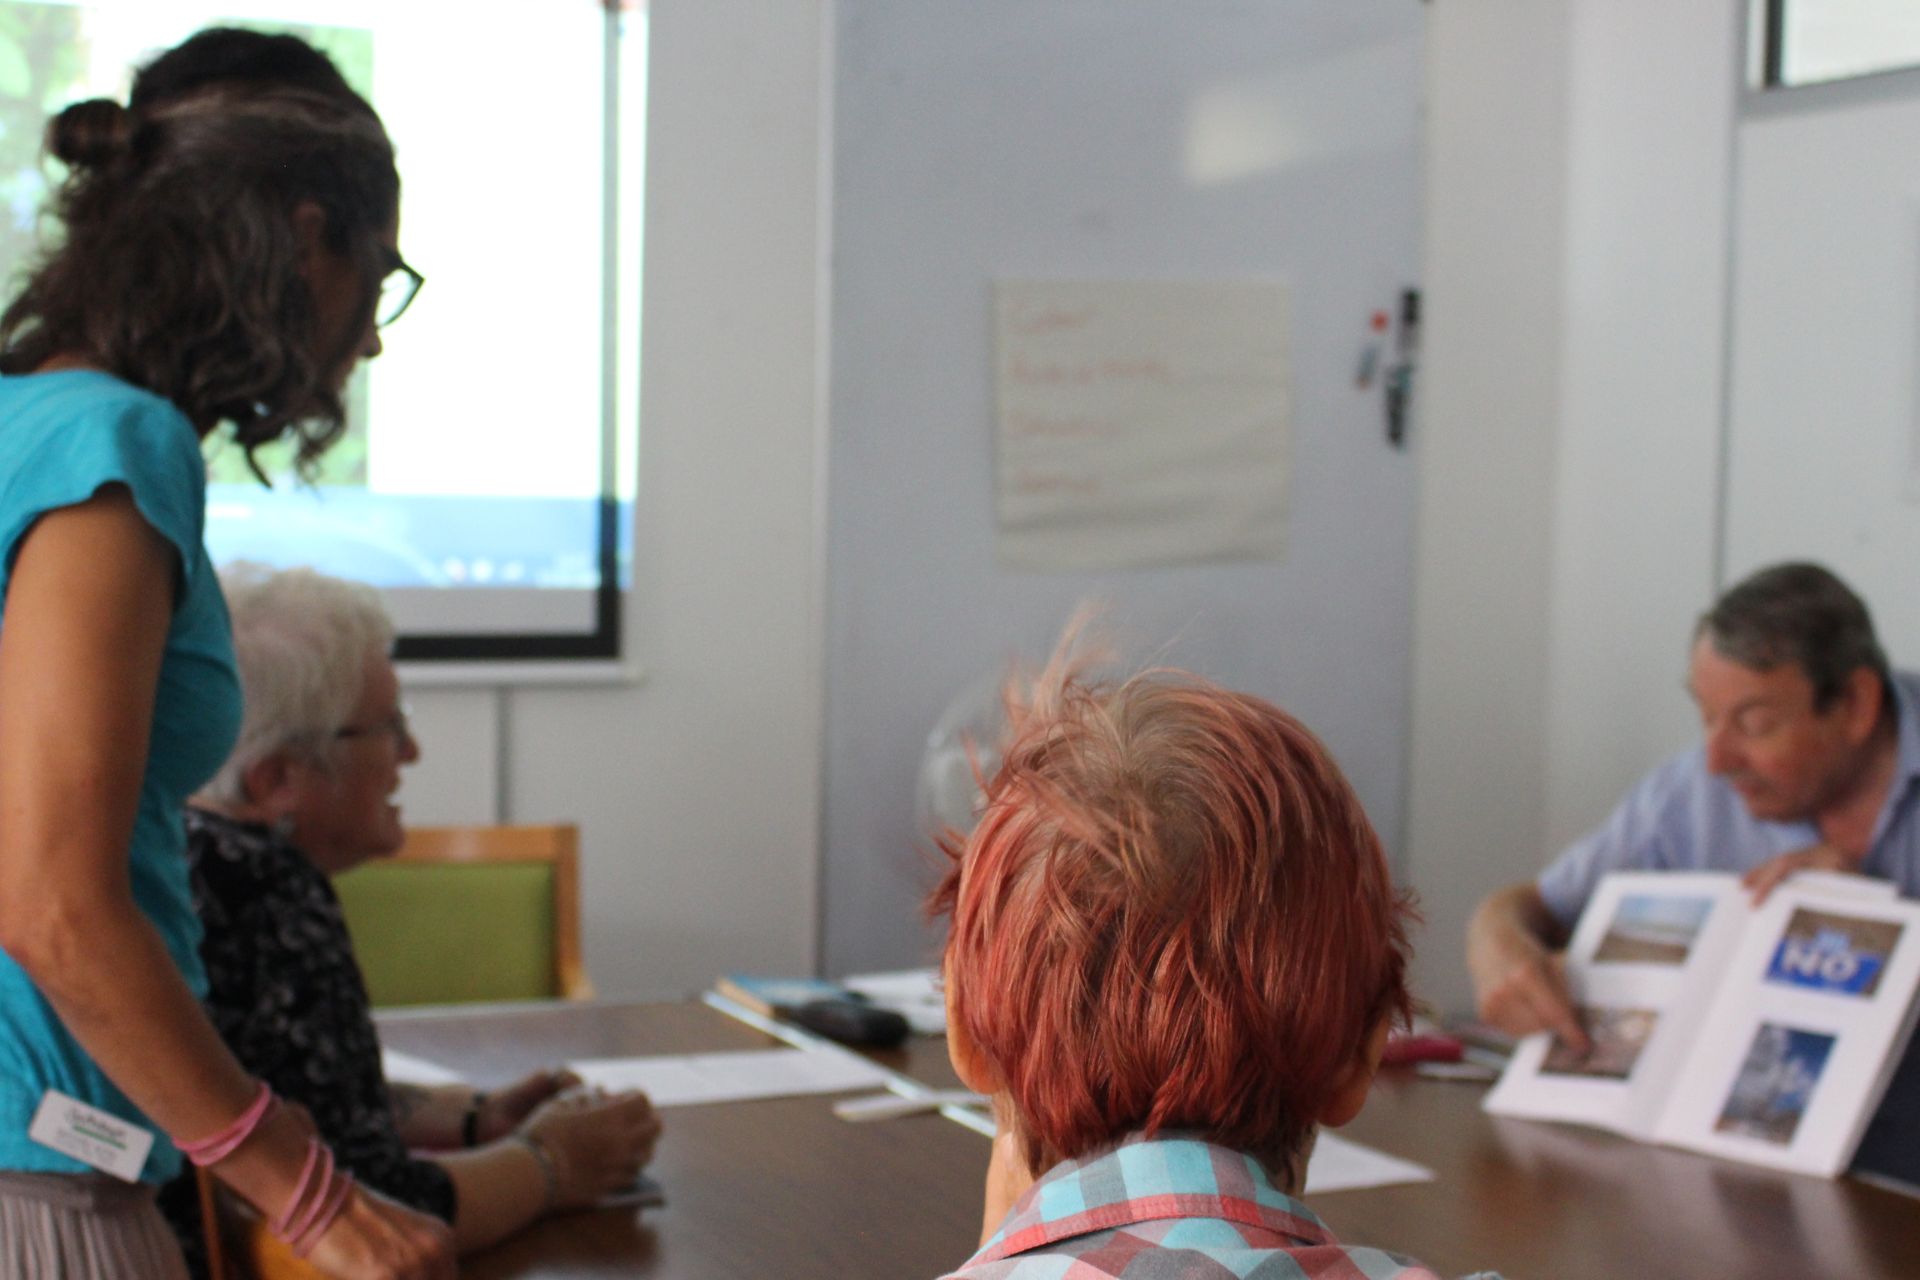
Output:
[1537,671,1920,928]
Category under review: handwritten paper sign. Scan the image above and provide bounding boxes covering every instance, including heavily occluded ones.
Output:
[994,279,1290,571]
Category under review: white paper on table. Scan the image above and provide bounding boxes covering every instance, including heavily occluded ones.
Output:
[842,967,948,1036]
[1302,1132,1433,1194]
[380,1047,466,1087]
[569,1047,891,1108]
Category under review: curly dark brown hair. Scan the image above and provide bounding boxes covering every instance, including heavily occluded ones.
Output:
[0,63,399,477]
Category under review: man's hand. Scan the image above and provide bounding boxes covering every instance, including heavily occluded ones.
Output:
[1742,841,1864,906]
[1467,882,1588,1053]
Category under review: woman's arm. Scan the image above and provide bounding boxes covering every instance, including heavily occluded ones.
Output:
[390,1070,577,1151]
[0,489,450,1279]
[433,1089,662,1253]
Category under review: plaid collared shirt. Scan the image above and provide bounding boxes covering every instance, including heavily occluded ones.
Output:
[942,1132,1500,1280]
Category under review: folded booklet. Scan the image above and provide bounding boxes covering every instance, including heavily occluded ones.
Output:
[1484,870,1920,1176]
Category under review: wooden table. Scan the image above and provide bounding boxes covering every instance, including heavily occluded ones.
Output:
[378,1000,1920,1280]
[1330,1068,1919,1280]
[377,1000,982,1279]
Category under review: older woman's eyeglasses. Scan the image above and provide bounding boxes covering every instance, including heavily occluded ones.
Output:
[376,250,425,329]
[335,705,413,745]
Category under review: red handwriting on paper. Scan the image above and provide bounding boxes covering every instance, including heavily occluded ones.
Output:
[1004,305,1094,336]
[1007,355,1172,386]
[1005,412,1119,440]
[1010,470,1101,498]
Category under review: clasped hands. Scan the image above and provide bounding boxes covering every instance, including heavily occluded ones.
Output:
[477,1068,665,1211]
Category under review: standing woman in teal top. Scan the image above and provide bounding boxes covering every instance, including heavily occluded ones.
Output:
[0,30,451,1280]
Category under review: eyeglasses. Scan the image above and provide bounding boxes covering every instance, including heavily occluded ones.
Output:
[375,249,425,329]
[335,704,413,745]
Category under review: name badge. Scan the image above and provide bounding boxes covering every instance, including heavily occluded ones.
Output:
[28,1090,154,1183]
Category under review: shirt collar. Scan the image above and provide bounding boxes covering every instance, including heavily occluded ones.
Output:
[965,1131,1335,1267]
[1887,674,1920,786]
[1871,674,1920,848]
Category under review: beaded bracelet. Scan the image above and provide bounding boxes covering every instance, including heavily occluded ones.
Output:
[461,1091,490,1148]
[511,1132,560,1213]
[177,1081,275,1167]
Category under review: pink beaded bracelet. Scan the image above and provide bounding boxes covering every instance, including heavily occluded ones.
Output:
[177,1081,275,1167]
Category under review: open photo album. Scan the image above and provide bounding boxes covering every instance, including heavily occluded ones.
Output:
[1484,870,1920,1176]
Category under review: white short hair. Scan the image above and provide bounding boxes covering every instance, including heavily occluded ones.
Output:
[199,562,395,806]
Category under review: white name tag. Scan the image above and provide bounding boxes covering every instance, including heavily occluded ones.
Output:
[28,1090,154,1182]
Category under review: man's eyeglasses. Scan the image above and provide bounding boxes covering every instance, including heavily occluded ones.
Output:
[376,249,425,329]
[335,704,413,745]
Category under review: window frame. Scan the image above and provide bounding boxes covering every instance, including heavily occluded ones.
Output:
[1759,0,1920,91]
[393,3,633,664]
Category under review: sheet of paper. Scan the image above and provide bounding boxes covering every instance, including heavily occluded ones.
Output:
[380,1047,466,1087]
[993,278,1290,572]
[569,1047,892,1108]
[842,967,948,1036]
[1302,1132,1433,1194]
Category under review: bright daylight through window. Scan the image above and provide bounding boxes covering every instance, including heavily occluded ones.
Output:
[0,0,646,660]
[1765,0,1920,87]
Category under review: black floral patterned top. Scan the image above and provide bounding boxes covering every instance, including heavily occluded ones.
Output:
[158,808,456,1274]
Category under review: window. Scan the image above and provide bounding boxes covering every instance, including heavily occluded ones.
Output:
[1762,0,1920,88]
[0,0,646,661]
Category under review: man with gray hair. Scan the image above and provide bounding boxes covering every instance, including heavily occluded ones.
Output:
[1467,562,1920,1049]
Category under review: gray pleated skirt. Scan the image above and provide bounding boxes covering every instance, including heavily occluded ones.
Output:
[0,1168,190,1279]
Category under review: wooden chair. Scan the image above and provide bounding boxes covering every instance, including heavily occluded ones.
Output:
[197,1168,326,1280]
[332,823,593,1007]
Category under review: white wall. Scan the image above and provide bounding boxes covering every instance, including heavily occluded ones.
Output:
[386,0,1817,1017]
[821,0,1427,978]
[394,0,832,1000]
[1723,75,1920,652]
[1406,0,1571,1010]
[1408,0,1737,1013]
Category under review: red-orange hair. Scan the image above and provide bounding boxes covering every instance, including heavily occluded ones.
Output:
[931,641,1415,1182]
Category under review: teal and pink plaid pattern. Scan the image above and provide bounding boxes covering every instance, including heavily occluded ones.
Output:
[943,1133,1499,1280]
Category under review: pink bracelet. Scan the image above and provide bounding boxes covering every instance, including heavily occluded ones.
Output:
[272,1139,329,1236]
[277,1141,338,1243]
[177,1081,275,1167]
[289,1170,356,1259]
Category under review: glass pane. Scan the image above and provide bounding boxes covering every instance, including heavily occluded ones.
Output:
[0,0,643,649]
[1780,0,1920,86]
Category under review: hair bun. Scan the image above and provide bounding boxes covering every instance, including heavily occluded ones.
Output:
[47,98,131,169]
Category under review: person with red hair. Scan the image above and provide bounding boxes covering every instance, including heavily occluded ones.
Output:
[931,639,1496,1279]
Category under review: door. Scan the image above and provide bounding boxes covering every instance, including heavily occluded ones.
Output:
[823,0,1427,974]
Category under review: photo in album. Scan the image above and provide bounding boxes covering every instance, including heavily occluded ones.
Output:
[1764,910,1904,998]
[1485,869,1920,1176]
[1541,1006,1659,1080]
[1714,1024,1838,1146]
[1593,894,1717,966]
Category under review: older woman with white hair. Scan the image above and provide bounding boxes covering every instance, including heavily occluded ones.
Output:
[158,564,660,1276]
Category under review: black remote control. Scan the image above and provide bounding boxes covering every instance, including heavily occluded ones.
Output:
[791,998,910,1048]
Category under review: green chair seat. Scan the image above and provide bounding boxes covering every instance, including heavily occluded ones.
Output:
[333,860,559,1007]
